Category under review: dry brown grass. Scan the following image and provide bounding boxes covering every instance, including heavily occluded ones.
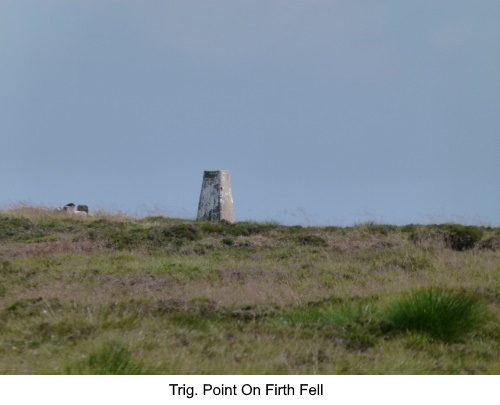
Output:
[0,238,106,259]
[1,202,134,222]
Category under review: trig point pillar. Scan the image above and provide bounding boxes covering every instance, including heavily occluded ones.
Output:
[197,170,235,222]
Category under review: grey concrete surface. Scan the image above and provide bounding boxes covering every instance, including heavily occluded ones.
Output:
[197,171,235,222]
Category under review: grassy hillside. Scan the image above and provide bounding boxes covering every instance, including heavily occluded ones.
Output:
[0,206,499,374]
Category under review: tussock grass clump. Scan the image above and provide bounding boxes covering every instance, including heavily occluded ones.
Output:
[478,236,500,251]
[65,342,157,374]
[444,225,483,251]
[162,224,201,241]
[404,224,488,251]
[384,288,487,342]
[296,235,328,247]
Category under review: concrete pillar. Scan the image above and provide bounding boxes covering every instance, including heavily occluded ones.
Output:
[197,170,235,222]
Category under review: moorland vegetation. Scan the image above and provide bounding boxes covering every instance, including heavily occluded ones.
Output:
[0,205,499,374]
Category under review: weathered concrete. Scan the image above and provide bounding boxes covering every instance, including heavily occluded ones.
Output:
[197,170,235,222]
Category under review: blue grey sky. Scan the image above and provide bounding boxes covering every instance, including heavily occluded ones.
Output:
[1,1,499,225]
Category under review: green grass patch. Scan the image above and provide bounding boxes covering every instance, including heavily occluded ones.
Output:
[275,298,382,349]
[65,342,158,374]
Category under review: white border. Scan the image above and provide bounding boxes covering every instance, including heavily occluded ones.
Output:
[0,375,498,405]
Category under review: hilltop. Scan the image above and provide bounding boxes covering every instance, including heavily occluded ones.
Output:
[0,206,499,374]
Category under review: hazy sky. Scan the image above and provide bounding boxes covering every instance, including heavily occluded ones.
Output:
[2,1,499,225]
